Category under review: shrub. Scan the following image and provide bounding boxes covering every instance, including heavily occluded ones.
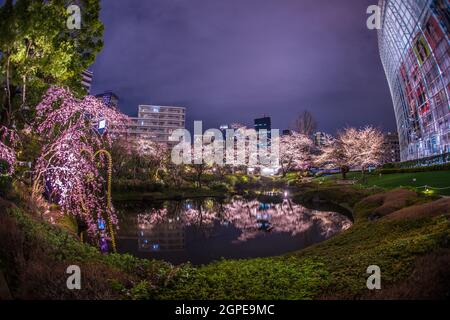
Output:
[0,159,11,174]
[210,182,230,193]
[0,175,13,196]
[382,153,450,169]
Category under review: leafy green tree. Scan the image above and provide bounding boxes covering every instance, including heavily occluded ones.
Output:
[0,0,103,128]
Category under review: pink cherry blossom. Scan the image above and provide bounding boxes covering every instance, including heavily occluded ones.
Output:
[0,126,18,174]
[278,132,314,175]
[33,86,128,237]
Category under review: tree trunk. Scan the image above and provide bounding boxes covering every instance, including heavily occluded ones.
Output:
[5,55,12,126]
[361,168,367,184]
[341,166,349,180]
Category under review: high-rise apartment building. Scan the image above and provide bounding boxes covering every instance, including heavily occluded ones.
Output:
[81,69,94,94]
[378,0,450,161]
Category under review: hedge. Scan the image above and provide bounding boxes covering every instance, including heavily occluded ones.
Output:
[376,162,450,174]
[382,152,450,169]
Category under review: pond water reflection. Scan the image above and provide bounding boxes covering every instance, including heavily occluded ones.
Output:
[116,196,352,265]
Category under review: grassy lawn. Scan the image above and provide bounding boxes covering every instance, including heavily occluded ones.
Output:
[316,171,450,196]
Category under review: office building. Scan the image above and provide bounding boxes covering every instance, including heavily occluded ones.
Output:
[383,132,401,163]
[378,0,450,161]
[95,91,119,109]
[254,116,272,133]
[313,132,329,147]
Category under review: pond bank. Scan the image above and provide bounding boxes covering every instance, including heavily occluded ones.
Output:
[1,181,449,299]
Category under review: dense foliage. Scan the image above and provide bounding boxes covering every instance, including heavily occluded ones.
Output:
[0,0,104,128]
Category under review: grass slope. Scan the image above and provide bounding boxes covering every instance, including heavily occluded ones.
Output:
[1,184,449,299]
[157,188,450,299]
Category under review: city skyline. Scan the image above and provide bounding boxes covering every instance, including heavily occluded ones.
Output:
[90,0,396,134]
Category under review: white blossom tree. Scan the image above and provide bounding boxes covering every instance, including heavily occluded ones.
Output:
[278,132,314,176]
[315,126,384,179]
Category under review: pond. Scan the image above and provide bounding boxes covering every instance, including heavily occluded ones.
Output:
[115,194,352,265]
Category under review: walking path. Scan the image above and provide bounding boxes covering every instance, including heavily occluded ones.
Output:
[0,271,12,300]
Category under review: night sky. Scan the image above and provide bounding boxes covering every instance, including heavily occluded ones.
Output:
[91,0,396,134]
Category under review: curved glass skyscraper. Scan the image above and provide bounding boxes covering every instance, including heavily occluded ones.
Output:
[378,0,450,161]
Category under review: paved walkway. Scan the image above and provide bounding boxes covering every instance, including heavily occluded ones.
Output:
[0,271,12,300]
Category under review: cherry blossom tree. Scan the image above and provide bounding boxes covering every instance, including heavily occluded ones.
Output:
[315,126,384,179]
[133,138,169,181]
[32,86,128,237]
[278,132,314,176]
[340,126,384,175]
[314,134,349,178]
[0,125,17,174]
[190,140,214,188]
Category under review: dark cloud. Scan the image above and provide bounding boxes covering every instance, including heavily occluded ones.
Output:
[91,0,395,134]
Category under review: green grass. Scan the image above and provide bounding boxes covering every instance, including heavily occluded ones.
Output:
[316,171,450,196]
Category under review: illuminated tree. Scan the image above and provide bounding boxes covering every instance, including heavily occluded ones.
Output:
[278,132,314,176]
[0,0,104,127]
[190,140,213,188]
[293,110,317,136]
[340,126,384,175]
[133,138,169,181]
[316,126,384,179]
[32,86,127,236]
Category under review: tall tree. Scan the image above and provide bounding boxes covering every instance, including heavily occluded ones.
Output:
[0,0,104,128]
[293,110,317,136]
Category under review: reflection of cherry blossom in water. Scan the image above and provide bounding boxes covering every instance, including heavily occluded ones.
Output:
[138,208,168,229]
[222,199,351,242]
[135,197,351,243]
